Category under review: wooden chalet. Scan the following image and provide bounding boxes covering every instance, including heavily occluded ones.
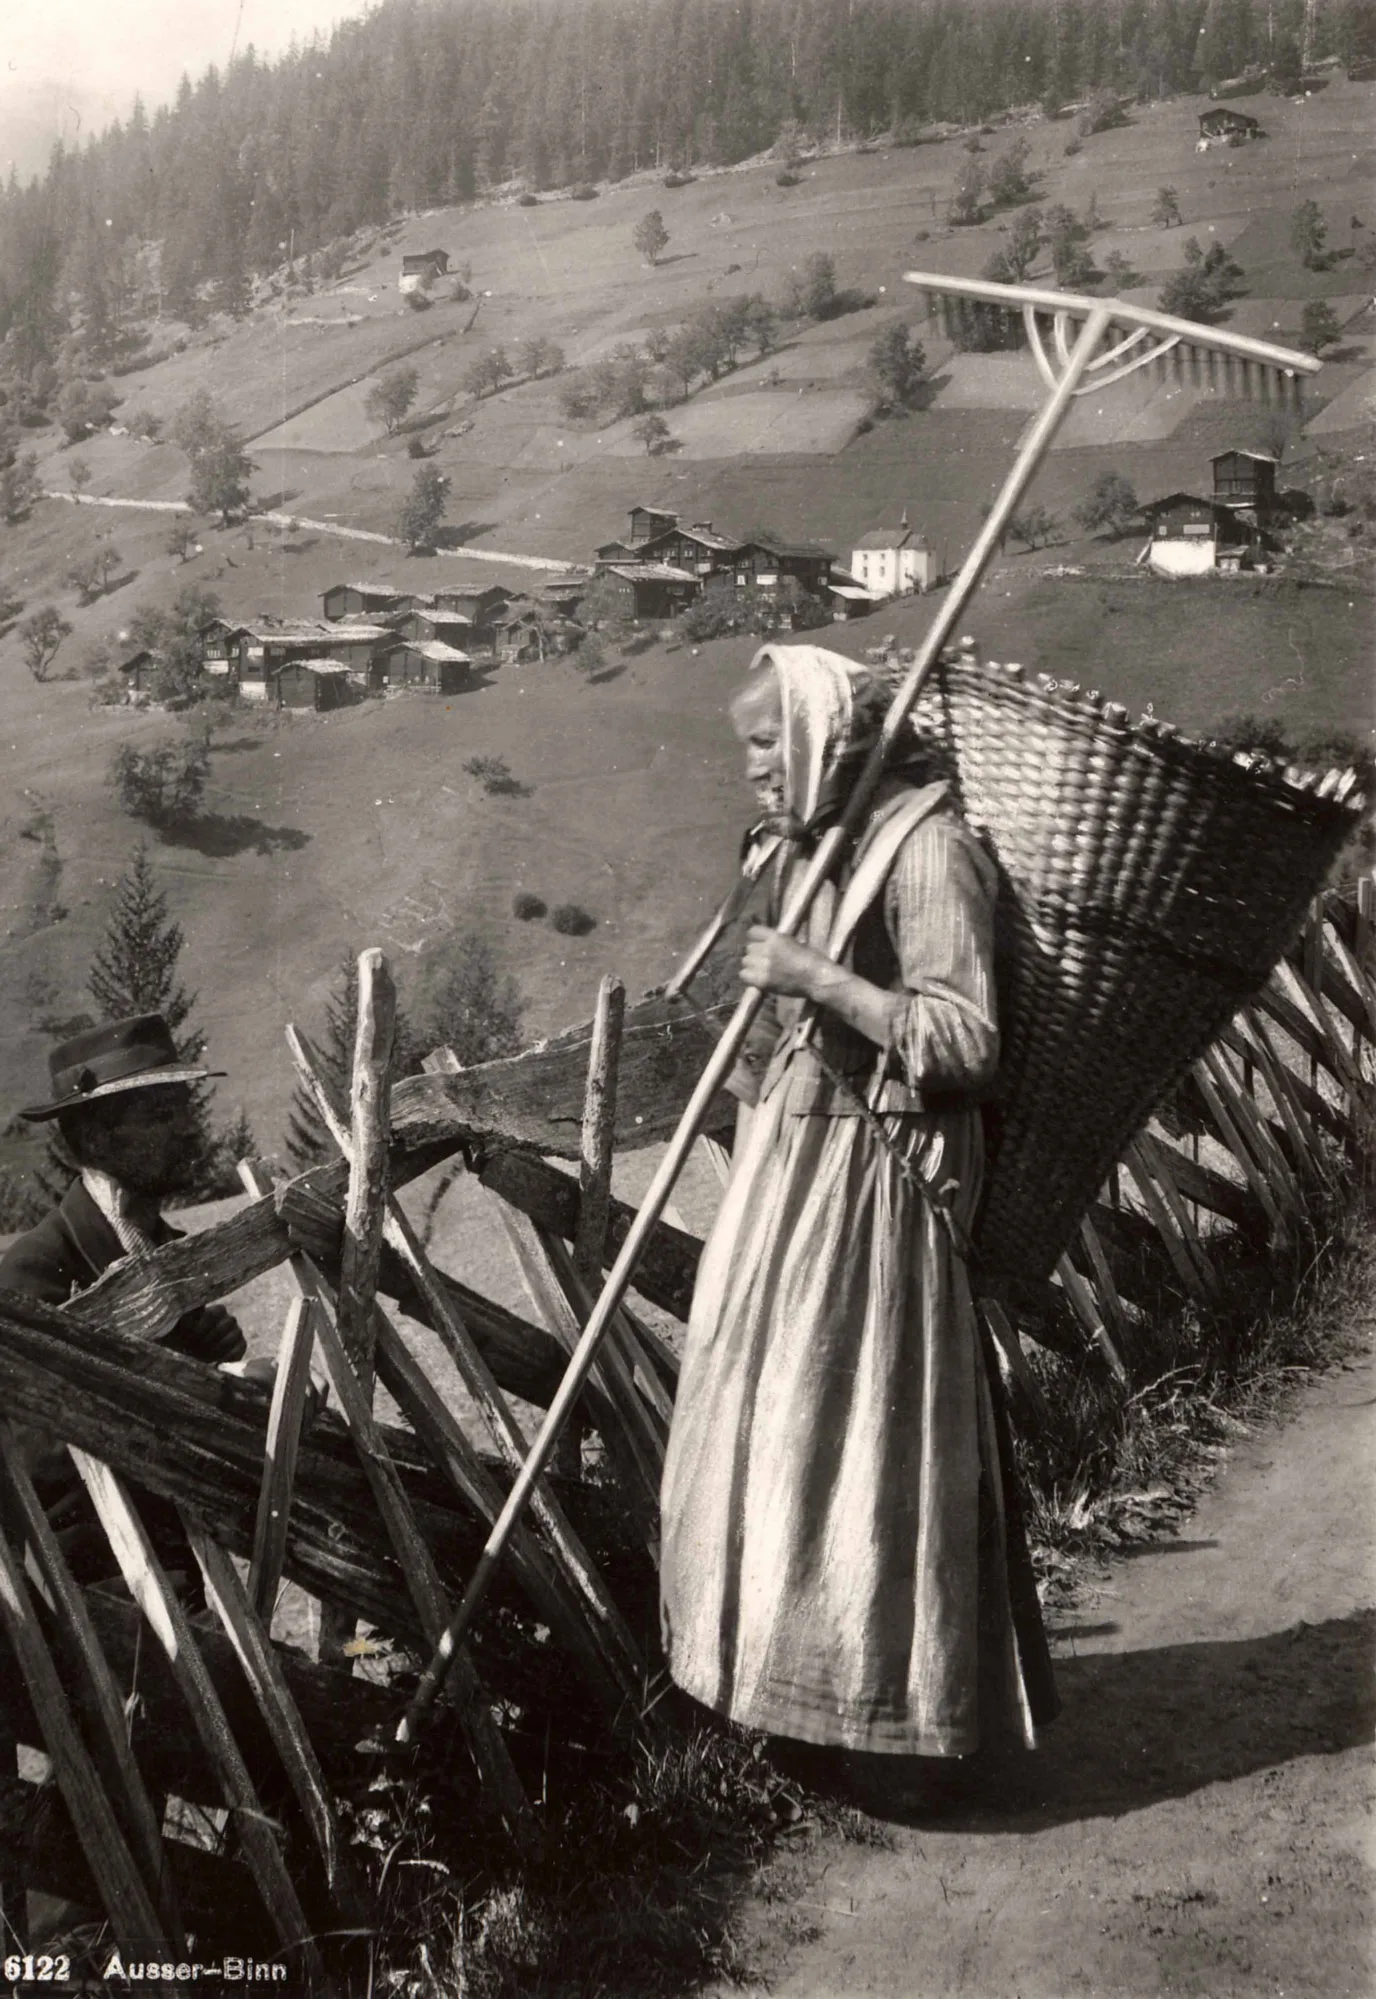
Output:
[382,638,471,693]
[198,619,251,675]
[596,561,699,621]
[431,584,511,621]
[494,608,567,662]
[116,648,158,694]
[399,608,476,649]
[399,249,449,293]
[1141,493,1256,575]
[236,621,392,697]
[1211,450,1278,512]
[539,574,591,618]
[271,659,355,710]
[321,582,409,621]
[732,534,834,598]
[626,504,679,545]
[1198,105,1261,140]
[638,520,743,576]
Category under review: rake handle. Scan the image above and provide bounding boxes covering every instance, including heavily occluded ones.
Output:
[404,305,1120,1689]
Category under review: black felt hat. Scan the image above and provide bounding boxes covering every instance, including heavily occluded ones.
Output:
[20,1014,223,1122]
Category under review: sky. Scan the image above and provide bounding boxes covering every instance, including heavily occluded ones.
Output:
[2,0,365,177]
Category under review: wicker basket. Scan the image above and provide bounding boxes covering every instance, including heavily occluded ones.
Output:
[907,649,1365,1283]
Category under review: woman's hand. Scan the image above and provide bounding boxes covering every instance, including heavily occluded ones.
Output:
[740,925,830,1000]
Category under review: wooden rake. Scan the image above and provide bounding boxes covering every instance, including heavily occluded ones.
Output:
[400,275,1324,1736]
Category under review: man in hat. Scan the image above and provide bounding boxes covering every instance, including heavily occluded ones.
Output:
[0,1014,249,1588]
[2,1013,246,1362]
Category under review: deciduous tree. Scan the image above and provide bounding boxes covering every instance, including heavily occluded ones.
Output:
[109,737,210,827]
[1073,471,1140,538]
[396,464,448,551]
[19,607,73,680]
[1291,199,1328,270]
[1301,299,1341,354]
[633,209,670,265]
[1151,187,1183,228]
[869,322,927,407]
[363,364,420,433]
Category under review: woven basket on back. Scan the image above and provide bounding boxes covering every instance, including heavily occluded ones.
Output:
[905,648,1365,1284]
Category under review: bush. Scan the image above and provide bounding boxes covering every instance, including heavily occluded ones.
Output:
[406,434,429,457]
[517,192,539,206]
[570,184,599,201]
[549,903,596,936]
[662,172,695,189]
[776,171,801,187]
[512,891,547,920]
[463,753,527,796]
[109,737,210,828]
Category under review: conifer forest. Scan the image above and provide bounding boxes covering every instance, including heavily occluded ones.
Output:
[1,0,1374,392]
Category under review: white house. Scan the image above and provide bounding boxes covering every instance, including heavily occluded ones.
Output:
[849,522,934,597]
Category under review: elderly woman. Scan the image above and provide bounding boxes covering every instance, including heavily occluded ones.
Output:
[659,646,1056,1760]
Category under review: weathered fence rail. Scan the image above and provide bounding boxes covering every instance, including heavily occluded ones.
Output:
[0,877,1369,1974]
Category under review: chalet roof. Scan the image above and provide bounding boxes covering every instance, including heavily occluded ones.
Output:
[741,534,835,559]
[1199,106,1259,127]
[279,658,351,676]
[603,561,698,583]
[402,249,449,270]
[1210,450,1278,465]
[117,649,155,670]
[394,640,472,663]
[333,581,403,599]
[241,619,391,643]
[645,524,740,553]
[828,582,886,601]
[853,528,918,551]
[1141,493,1220,523]
[411,607,474,626]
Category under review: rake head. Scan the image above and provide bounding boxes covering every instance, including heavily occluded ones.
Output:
[905,270,1320,410]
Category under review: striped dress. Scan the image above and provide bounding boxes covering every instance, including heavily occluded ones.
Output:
[659,781,1049,1755]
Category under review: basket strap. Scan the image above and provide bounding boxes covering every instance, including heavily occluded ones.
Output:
[825,781,951,961]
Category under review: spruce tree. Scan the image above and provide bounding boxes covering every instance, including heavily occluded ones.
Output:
[88,843,202,1056]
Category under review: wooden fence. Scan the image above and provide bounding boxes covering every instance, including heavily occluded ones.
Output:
[0,882,1369,1978]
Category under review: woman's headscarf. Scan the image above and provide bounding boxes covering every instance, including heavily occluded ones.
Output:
[748,644,886,830]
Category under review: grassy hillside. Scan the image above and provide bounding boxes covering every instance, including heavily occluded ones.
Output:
[2,81,1373,1175]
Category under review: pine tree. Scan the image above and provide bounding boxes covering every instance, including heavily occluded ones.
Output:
[284,955,421,1170]
[88,842,201,1051]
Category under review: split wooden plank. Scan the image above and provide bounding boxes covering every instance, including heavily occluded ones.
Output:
[0,1438,181,1950]
[185,1526,373,1930]
[67,1451,324,1982]
[1233,1010,1337,1192]
[477,1149,703,1320]
[301,1288,540,1855]
[242,1169,641,1736]
[368,1313,640,1729]
[288,1038,649,1702]
[1193,1051,1297,1235]
[976,1298,1049,1423]
[1122,1141,1214,1306]
[500,1204,663,1543]
[0,1524,168,1954]
[1322,916,1376,1042]
[1076,1214,1138,1366]
[337,949,395,1400]
[1134,1135,1224,1298]
[248,1297,320,1621]
[536,1228,669,1469]
[1272,959,1375,1112]
[574,976,626,1286]
[1054,1254,1129,1385]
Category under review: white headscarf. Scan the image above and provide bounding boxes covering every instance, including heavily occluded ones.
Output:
[749,644,882,827]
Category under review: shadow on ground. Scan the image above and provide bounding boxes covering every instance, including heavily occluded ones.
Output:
[769,1611,1375,1832]
[159,815,312,858]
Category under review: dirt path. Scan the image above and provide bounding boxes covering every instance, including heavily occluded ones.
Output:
[719,1340,1376,1998]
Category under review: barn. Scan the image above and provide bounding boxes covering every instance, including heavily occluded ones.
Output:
[399,250,449,294]
[116,648,158,694]
[381,640,471,693]
[1197,106,1261,143]
[1211,450,1278,512]
[271,660,354,710]
[597,562,699,620]
[1141,494,1256,575]
[321,582,408,621]
[398,608,475,649]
